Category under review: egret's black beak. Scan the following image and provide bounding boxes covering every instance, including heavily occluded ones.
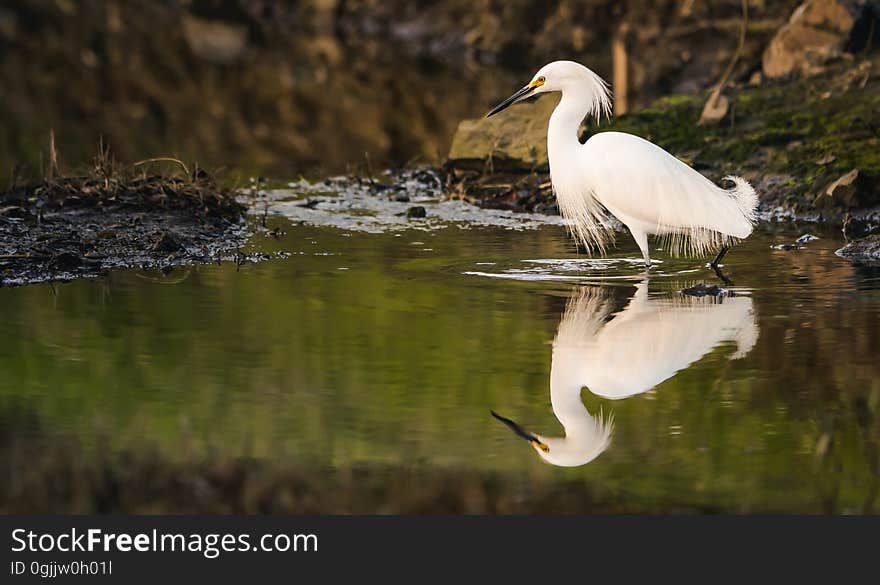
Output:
[491,410,550,452]
[486,84,536,118]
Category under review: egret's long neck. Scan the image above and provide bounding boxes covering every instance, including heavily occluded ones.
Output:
[549,354,594,439]
[547,86,594,169]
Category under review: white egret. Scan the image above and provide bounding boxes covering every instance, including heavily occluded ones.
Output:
[487,61,759,269]
[493,282,758,467]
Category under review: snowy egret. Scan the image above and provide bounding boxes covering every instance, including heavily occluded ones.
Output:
[487,61,759,269]
[493,282,757,466]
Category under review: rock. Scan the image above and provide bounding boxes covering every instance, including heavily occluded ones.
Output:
[842,213,879,239]
[815,168,876,209]
[681,284,727,297]
[49,251,82,271]
[152,230,183,253]
[447,95,558,172]
[762,0,862,79]
[182,16,249,65]
[835,233,880,264]
[771,235,820,250]
[796,233,820,244]
[406,206,427,219]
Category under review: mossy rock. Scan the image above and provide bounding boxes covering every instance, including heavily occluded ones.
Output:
[593,58,880,220]
[448,94,558,172]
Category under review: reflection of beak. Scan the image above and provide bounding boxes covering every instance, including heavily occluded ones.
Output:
[491,410,550,452]
[486,84,537,118]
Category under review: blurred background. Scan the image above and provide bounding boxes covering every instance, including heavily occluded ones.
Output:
[1,0,824,182]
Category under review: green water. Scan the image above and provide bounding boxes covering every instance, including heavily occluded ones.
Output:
[1,218,879,513]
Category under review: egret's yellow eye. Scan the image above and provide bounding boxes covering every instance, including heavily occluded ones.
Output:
[537,76,545,83]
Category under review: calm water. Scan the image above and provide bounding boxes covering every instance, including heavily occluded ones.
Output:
[2,204,879,513]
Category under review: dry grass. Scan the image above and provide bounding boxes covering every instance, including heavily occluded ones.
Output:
[4,144,244,220]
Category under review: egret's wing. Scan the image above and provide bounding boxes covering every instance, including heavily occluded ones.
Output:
[559,292,757,399]
[582,132,758,256]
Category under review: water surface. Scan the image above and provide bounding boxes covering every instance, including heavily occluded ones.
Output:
[1,210,878,513]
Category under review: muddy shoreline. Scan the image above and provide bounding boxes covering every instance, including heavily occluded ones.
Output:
[0,159,255,287]
[3,159,878,288]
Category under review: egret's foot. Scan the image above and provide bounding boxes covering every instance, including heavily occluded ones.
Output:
[708,245,732,285]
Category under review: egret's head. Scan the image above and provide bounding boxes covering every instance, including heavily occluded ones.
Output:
[491,409,613,468]
[486,61,610,119]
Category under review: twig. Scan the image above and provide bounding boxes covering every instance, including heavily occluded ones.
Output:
[48,129,58,183]
[700,0,749,123]
[131,157,190,176]
[364,151,376,187]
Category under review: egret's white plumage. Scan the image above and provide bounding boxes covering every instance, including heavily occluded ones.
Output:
[487,60,759,265]
[495,282,758,467]
[552,282,758,401]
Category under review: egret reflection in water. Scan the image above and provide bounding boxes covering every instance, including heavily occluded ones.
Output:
[495,281,759,467]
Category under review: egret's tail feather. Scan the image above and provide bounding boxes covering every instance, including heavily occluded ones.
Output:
[722,175,759,229]
[655,175,758,258]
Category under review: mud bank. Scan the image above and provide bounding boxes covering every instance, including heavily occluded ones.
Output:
[0,156,251,287]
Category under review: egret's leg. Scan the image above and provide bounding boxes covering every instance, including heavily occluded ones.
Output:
[709,245,732,285]
[632,230,651,268]
[710,245,730,268]
[712,264,733,286]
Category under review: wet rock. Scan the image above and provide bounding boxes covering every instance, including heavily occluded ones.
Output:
[835,234,880,264]
[768,233,818,251]
[48,251,82,271]
[152,231,184,253]
[182,16,249,65]
[842,214,879,239]
[762,0,862,79]
[447,95,557,172]
[796,233,820,244]
[406,206,427,219]
[771,233,820,249]
[681,284,727,297]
